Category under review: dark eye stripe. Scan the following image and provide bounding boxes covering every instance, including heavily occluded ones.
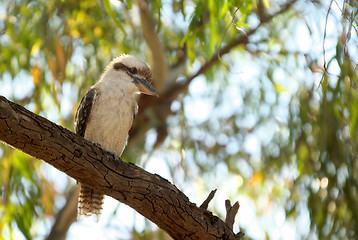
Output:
[113,62,152,83]
[113,62,126,70]
[113,63,138,75]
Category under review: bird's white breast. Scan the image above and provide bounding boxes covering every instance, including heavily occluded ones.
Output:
[84,87,137,157]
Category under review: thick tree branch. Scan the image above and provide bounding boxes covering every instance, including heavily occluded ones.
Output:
[162,0,298,104]
[131,0,298,149]
[136,0,167,93]
[0,96,242,240]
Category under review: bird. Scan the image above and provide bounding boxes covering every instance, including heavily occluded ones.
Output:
[74,54,158,219]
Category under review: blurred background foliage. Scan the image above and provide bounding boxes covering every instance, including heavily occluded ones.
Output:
[0,0,357,239]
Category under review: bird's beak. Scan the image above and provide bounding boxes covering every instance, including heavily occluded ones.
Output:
[133,76,159,97]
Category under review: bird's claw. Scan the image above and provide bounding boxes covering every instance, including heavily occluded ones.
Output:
[111,152,120,162]
[92,142,102,148]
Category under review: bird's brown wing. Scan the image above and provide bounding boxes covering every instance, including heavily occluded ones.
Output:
[74,88,104,219]
[74,88,98,137]
[129,107,137,134]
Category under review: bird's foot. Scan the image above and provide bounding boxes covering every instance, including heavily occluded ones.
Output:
[92,142,102,148]
[111,152,121,162]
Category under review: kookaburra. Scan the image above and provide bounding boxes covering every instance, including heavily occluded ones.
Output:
[75,54,158,218]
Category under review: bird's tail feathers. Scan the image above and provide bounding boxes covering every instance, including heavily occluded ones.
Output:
[78,184,105,221]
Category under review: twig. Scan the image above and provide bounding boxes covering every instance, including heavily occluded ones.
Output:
[318,0,334,89]
[103,0,126,35]
[225,200,240,231]
[162,0,298,102]
[333,0,358,36]
[236,231,245,240]
[218,6,245,73]
[200,189,217,209]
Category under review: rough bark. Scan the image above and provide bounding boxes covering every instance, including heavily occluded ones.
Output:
[0,95,243,240]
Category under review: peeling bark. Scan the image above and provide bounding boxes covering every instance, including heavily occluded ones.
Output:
[0,96,243,240]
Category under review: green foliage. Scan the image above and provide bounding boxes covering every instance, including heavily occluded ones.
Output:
[0,0,357,239]
[285,45,358,238]
[0,149,54,240]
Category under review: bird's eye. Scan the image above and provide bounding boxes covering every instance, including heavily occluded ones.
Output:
[129,67,138,74]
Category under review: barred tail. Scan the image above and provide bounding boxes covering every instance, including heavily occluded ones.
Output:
[78,184,105,219]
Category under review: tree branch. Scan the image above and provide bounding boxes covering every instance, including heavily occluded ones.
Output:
[162,0,298,103]
[131,0,298,149]
[45,186,79,240]
[200,189,217,210]
[136,0,167,93]
[0,95,242,240]
[225,200,240,231]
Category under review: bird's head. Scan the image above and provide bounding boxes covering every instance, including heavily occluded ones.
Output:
[100,54,158,97]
